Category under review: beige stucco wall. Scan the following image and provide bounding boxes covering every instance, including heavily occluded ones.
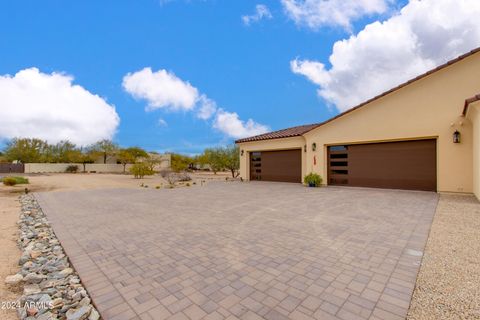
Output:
[467,102,480,198]
[238,136,306,183]
[24,163,134,173]
[238,52,480,193]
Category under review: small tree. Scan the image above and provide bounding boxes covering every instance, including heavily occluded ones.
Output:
[90,139,118,164]
[129,162,154,179]
[125,147,149,160]
[4,138,49,163]
[199,145,239,177]
[171,153,193,172]
[46,140,78,163]
[117,149,136,173]
[202,149,224,174]
[69,150,95,172]
[117,147,149,173]
[222,145,240,178]
[0,151,7,163]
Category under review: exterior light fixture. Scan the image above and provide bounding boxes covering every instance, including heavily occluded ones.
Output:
[304,145,307,152]
[312,143,317,151]
[453,130,461,143]
[241,149,244,156]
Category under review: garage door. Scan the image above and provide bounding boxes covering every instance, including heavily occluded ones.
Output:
[328,139,436,191]
[250,149,301,183]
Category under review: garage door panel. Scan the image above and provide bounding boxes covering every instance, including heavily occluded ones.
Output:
[250,149,301,183]
[328,140,436,191]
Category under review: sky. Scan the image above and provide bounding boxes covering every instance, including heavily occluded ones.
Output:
[1,0,480,154]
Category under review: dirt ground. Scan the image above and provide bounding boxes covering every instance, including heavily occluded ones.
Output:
[20,171,232,193]
[0,195,21,320]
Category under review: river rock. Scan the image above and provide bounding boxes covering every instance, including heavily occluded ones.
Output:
[23,284,41,295]
[24,272,46,284]
[59,268,73,278]
[5,273,23,285]
[88,308,100,320]
[66,305,91,320]
[36,312,53,320]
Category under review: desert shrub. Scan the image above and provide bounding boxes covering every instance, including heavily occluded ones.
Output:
[65,165,79,173]
[2,177,17,186]
[2,176,29,186]
[177,173,191,182]
[130,163,154,179]
[167,174,178,185]
[155,185,161,189]
[304,173,322,187]
[13,176,29,184]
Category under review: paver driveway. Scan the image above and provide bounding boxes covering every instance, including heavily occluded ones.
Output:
[35,182,438,320]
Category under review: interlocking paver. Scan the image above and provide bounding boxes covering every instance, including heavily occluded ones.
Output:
[35,182,438,319]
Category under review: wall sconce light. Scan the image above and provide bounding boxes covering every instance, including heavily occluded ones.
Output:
[312,143,317,151]
[304,145,307,152]
[453,130,461,143]
[241,149,244,156]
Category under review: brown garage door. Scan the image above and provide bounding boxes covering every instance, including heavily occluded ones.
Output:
[328,139,436,191]
[250,149,301,183]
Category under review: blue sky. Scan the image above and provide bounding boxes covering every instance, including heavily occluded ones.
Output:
[1,0,478,154]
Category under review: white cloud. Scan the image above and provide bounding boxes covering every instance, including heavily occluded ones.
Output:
[123,68,198,111]
[282,0,392,31]
[123,68,268,139]
[0,68,119,145]
[213,109,269,139]
[122,68,218,120]
[242,4,273,26]
[291,0,480,112]
[197,95,217,120]
[157,118,168,127]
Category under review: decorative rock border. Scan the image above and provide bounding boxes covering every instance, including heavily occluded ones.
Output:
[5,194,100,320]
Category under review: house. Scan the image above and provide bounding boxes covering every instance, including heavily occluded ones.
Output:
[236,47,480,199]
[94,153,171,170]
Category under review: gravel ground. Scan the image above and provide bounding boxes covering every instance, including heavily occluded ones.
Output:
[8,194,100,320]
[407,193,480,320]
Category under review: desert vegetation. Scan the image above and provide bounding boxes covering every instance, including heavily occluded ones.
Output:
[1,138,241,180]
[1,176,29,186]
[169,145,240,178]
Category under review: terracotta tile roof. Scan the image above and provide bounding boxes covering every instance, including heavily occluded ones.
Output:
[235,123,321,143]
[462,93,480,116]
[236,46,480,144]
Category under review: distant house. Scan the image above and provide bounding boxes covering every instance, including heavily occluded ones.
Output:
[236,47,480,199]
[95,153,171,170]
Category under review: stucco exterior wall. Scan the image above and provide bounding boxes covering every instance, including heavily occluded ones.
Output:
[468,103,480,198]
[24,163,134,173]
[237,52,480,193]
[304,53,480,193]
[238,137,306,182]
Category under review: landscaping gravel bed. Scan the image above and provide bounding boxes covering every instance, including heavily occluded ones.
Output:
[4,194,100,320]
[407,194,480,320]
